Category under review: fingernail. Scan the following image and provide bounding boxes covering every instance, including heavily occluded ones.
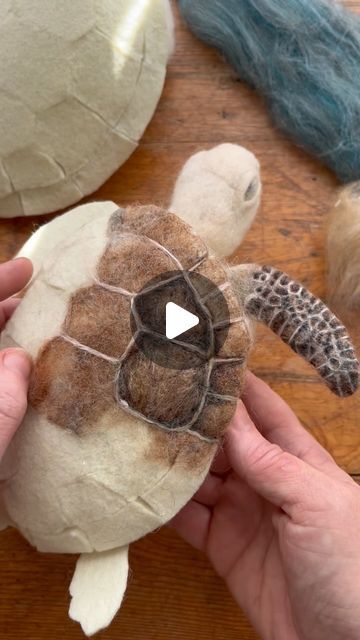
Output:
[3,349,31,379]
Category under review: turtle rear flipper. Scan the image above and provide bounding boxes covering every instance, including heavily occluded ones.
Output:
[230,264,359,397]
[69,545,129,636]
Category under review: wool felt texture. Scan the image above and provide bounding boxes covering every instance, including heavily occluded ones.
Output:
[0,202,232,633]
[0,0,174,217]
[69,546,129,636]
[231,264,360,397]
[0,195,358,632]
[0,203,220,556]
[28,205,250,441]
[170,143,261,257]
[178,0,360,183]
[327,182,360,311]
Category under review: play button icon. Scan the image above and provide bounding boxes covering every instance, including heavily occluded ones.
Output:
[165,302,200,340]
[129,269,230,370]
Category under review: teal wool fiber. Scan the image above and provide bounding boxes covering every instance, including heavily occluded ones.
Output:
[178,0,360,183]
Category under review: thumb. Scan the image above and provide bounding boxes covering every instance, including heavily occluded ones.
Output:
[226,401,334,520]
[0,349,31,459]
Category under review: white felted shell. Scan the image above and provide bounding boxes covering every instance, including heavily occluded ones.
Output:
[0,1,174,218]
[0,201,216,554]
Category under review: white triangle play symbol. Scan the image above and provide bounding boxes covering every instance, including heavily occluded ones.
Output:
[165,302,200,340]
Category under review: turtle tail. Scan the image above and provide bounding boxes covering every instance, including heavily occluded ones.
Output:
[230,264,359,397]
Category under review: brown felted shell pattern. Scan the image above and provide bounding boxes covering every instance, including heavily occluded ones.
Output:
[29,206,251,441]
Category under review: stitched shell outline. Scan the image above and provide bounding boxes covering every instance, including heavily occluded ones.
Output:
[29,205,252,441]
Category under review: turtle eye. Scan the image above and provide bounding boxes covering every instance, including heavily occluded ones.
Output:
[244,176,259,201]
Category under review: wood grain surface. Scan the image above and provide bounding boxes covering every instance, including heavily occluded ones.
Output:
[0,2,359,639]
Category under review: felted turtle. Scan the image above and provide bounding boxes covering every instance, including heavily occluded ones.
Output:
[0,0,173,217]
[0,147,358,636]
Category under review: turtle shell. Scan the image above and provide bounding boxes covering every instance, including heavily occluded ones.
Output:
[30,204,251,441]
[0,202,251,554]
[0,0,173,217]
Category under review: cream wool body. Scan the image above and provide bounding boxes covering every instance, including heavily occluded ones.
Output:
[171,143,261,257]
[0,148,358,636]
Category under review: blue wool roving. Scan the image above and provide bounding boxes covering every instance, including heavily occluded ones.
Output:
[178,0,360,183]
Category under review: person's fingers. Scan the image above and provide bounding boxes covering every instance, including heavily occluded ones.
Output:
[210,446,231,476]
[242,372,346,480]
[169,500,211,551]
[0,348,31,460]
[0,298,22,330]
[226,401,338,520]
[193,472,224,507]
[0,258,33,302]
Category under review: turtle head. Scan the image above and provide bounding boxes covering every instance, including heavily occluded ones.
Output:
[170,143,261,258]
[230,263,359,397]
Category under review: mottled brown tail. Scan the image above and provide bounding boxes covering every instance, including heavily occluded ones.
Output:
[230,264,359,397]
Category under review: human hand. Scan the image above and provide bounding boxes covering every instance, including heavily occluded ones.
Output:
[171,372,360,640]
[0,258,33,460]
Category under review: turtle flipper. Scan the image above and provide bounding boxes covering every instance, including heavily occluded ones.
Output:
[230,264,359,397]
[69,545,129,636]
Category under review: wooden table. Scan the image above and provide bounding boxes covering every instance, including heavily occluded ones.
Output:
[1,2,359,639]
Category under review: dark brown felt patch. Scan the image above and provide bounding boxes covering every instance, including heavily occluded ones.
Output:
[194,256,228,295]
[98,235,176,291]
[120,204,208,270]
[191,396,237,440]
[116,347,206,428]
[205,285,240,325]
[209,361,245,397]
[106,208,124,235]
[215,321,250,359]
[146,426,216,471]
[143,215,208,270]
[29,337,118,433]
[132,274,212,354]
[120,204,167,234]
[64,285,132,359]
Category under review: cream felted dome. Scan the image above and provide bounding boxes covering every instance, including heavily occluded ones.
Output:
[0,0,173,217]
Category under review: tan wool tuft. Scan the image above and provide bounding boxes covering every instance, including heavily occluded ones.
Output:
[327,182,360,311]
